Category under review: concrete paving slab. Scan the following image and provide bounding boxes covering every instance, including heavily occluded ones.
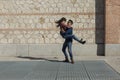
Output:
[0,61,119,80]
[83,61,120,80]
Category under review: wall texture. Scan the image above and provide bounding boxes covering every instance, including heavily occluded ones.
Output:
[106,0,120,44]
[0,0,105,56]
[0,0,101,44]
[105,0,120,56]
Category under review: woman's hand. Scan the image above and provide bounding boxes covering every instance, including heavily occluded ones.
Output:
[61,23,69,28]
[61,28,65,32]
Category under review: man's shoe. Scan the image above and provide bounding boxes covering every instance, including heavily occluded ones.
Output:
[71,59,74,64]
[63,59,69,62]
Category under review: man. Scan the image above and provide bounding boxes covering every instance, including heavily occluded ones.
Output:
[55,17,86,44]
[62,20,80,64]
[55,18,86,64]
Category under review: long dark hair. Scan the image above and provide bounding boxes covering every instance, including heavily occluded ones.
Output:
[55,17,66,27]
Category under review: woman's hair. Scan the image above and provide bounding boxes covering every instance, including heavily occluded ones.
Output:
[55,17,66,27]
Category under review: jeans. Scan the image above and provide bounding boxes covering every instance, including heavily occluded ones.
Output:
[64,35,80,42]
[60,31,80,42]
[62,40,73,60]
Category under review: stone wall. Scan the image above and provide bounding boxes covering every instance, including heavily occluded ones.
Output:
[0,0,99,44]
[0,0,105,56]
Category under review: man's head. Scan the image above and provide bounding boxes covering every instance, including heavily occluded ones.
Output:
[67,20,73,27]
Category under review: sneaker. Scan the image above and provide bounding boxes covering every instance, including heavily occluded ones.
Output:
[79,39,83,43]
[79,40,86,44]
[63,59,69,62]
[81,41,86,44]
[80,38,83,41]
[71,59,74,64]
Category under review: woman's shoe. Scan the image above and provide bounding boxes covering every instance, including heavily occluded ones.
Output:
[79,40,86,44]
[81,41,86,44]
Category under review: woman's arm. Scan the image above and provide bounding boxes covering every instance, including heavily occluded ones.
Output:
[60,23,69,28]
[60,27,65,32]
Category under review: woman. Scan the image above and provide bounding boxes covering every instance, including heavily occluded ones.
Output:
[55,17,86,44]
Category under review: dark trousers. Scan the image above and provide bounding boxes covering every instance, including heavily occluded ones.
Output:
[62,40,73,60]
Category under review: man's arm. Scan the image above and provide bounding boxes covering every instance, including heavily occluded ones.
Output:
[63,28,72,35]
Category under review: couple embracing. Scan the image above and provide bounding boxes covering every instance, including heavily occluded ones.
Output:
[55,17,86,64]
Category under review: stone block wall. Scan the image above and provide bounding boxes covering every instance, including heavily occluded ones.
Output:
[0,0,105,56]
[0,0,100,44]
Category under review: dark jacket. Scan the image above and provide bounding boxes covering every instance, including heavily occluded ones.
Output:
[63,27,73,42]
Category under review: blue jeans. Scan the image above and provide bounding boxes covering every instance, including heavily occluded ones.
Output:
[60,31,80,42]
[62,40,73,60]
[63,35,80,42]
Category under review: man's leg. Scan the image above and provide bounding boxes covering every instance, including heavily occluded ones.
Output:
[62,41,69,62]
[67,41,74,64]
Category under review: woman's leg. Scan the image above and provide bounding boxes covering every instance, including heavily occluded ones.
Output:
[64,34,85,44]
[60,31,83,43]
[64,35,79,41]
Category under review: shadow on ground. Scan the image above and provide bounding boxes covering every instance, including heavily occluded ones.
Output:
[17,56,66,63]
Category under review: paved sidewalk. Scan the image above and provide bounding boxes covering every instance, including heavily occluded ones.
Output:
[0,60,120,80]
[0,56,120,74]
[105,57,120,74]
